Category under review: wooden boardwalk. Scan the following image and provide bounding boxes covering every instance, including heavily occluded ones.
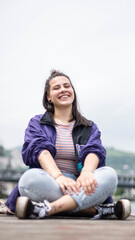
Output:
[0,214,135,240]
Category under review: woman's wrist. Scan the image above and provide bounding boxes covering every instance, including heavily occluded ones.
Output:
[54,172,63,180]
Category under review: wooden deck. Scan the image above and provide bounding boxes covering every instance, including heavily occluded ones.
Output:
[0,214,135,240]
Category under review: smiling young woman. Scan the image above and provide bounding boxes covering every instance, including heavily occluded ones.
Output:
[3,70,131,220]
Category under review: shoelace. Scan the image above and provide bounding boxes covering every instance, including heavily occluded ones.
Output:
[91,205,114,220]
[33,200,51,218]
[102,207,114,215]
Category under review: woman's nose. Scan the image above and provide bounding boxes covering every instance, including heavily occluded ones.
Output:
[60,86,66,92]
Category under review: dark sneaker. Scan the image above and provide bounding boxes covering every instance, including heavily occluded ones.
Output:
[93,199,131,220]
[15,196,51,219]
[94,203,115,219]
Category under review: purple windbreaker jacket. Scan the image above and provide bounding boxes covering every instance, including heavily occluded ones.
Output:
[21,112,106,170]
[6,112,113,211]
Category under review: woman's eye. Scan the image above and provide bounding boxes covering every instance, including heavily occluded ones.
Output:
[53,86,60,90]
[64,84,70,88]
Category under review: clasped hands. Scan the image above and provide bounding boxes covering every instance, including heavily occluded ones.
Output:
[56,171,98,196]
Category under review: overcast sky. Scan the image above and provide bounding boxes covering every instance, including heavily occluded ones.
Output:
[0,0,135,153]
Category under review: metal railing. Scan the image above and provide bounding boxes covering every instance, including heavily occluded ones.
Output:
[0,170,135,188]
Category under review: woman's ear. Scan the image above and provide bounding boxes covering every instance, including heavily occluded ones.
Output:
[47,94,52,103]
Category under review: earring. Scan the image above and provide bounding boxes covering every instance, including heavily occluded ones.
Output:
[48,100,52,104]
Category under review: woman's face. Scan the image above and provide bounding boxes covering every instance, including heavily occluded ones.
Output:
[47,76,74,109]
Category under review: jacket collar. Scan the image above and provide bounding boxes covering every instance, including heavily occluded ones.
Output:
[40,111,92,128]
[40,111,54,125]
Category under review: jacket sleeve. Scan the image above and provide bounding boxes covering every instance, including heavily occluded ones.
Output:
[21,115,56,168]
[79,123,106,168]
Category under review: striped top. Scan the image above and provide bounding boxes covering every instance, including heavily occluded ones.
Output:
[54,121,78,175]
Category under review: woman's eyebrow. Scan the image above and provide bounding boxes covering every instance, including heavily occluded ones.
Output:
[52,82,70,88]
[53,84,60,87]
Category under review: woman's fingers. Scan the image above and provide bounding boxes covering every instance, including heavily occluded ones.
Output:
[77,173,98,195]
[64,181,80,195]
[80,179,92,195]
[56,176,80,195]
[59,183,67,195]
[57,175,97,196]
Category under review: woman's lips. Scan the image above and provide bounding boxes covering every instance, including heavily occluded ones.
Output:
[58,94,70,99]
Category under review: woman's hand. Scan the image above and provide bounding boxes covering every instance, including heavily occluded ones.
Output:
[56,175,80,195]
[77,171,98,195]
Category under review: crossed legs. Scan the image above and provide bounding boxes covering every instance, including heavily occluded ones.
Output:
[18,167,118,216]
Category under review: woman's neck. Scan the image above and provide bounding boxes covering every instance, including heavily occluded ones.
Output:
[54,107,73,125]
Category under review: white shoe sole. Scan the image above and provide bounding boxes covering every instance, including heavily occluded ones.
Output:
[115,199,131,220]
[120,199,131,219]
[15,196,29,219]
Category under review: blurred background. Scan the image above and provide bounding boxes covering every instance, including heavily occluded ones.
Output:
[0,0,135,202]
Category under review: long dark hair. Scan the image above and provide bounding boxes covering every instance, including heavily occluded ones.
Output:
[43,70,90,126]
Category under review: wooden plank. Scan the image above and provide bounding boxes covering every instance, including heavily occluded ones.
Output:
[0,215,135,240]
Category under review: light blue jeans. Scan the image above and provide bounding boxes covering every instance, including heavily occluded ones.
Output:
[18,166,118,212]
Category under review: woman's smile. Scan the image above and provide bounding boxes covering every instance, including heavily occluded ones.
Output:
[58,93,70,100]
